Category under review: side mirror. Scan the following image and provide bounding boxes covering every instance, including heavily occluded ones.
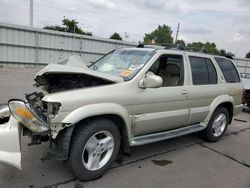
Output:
[139,72,163,88]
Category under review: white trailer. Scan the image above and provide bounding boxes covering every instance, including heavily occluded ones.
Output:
[233,57,250,76]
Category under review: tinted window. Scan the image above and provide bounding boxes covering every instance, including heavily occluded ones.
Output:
[149,55,184,87]
[214,57,240,83]
[189,56,217,85]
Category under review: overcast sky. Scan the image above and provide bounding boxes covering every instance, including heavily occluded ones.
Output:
[0,0,250,57]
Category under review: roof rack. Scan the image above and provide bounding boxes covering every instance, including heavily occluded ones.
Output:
[137,43,184,50]
[137,43,165,49]
[168,44,185,50]
[137,43,144,48]
[224,55,234,59]
[200,47,208,53]
[136,43,233,59]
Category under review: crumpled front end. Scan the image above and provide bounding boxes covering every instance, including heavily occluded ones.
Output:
[0,105,22,169]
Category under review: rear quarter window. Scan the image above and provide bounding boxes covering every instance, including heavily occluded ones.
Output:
[214,57,240,83]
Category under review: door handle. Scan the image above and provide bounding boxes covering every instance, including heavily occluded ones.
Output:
[182,90,189,95]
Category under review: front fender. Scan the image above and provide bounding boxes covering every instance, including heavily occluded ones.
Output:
[62,103,132,140]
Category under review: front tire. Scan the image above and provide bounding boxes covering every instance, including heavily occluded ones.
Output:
[203,107,229,142]
[68,119,120,181]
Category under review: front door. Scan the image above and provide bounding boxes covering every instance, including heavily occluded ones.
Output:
[132,54,190,136]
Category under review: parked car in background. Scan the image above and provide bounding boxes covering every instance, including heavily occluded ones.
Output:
[0,47,244,181]
[241,73,250,107]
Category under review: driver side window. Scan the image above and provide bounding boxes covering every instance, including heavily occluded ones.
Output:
[149,55,184,87]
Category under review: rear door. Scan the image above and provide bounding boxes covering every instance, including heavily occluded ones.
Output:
[214,57,243,107]
[186,55,223,124]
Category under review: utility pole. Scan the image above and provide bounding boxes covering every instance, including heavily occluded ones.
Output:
[175,22,180,43]
[124,32,129,41]
[29,0,33,27]
[63,16,66,31]
[74,23,76,34]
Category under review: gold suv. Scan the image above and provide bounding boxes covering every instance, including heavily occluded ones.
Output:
[0,47,244,180]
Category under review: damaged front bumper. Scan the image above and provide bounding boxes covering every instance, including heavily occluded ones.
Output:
[0,100,50,169]
[0,108,22,169]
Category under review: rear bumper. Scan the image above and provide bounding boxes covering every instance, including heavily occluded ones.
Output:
[0,115,22,169]
[234,104,243,116]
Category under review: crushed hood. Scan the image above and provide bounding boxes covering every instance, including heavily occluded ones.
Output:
[35,64,124,83]
[34,56,124,93]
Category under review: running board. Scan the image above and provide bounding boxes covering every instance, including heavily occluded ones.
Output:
[131,124,205,146]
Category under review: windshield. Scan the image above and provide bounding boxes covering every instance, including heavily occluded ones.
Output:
[92,49,156,80]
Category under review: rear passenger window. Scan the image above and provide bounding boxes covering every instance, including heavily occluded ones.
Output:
[189,56,217,85]
[214,57,240,83]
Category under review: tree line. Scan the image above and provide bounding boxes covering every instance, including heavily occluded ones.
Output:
[44,19,250,58]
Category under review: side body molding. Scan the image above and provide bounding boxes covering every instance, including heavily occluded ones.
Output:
[62,103,133,141]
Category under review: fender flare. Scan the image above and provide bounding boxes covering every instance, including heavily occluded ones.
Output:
[62,103,132,141]
[203,95,234,126]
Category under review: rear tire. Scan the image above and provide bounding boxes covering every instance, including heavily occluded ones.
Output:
[203,107,229,142]
[68,119,120,181]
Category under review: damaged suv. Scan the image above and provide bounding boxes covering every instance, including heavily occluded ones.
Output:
[0,47,243,180]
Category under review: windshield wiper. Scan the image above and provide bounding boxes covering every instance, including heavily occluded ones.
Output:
[88,61,98,70]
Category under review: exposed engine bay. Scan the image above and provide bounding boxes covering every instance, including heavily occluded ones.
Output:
[33,55,123,94]
[25,92,46,118]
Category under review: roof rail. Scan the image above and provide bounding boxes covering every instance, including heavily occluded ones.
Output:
[169,44,185,50]
[137,43,144,48]
[137,43,165,49]
[200,47,208,53]
[137,43,182,50]
[136,43,233,59]
[224,55,234,59]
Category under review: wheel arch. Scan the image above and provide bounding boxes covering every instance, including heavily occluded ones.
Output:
[204,95,234,126]
[54,103,132,160]
[74,114,130,153]
[217,102,233,124]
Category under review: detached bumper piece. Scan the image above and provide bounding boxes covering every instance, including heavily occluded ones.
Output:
[0,100,49,170]
[0,115,22,169]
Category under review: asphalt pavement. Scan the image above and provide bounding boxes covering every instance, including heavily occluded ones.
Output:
[0,66,250,188]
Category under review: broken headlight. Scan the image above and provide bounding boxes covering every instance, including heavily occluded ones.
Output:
[8,99,49,132]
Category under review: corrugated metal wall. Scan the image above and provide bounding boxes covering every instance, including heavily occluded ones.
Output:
[0,23,137,65]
